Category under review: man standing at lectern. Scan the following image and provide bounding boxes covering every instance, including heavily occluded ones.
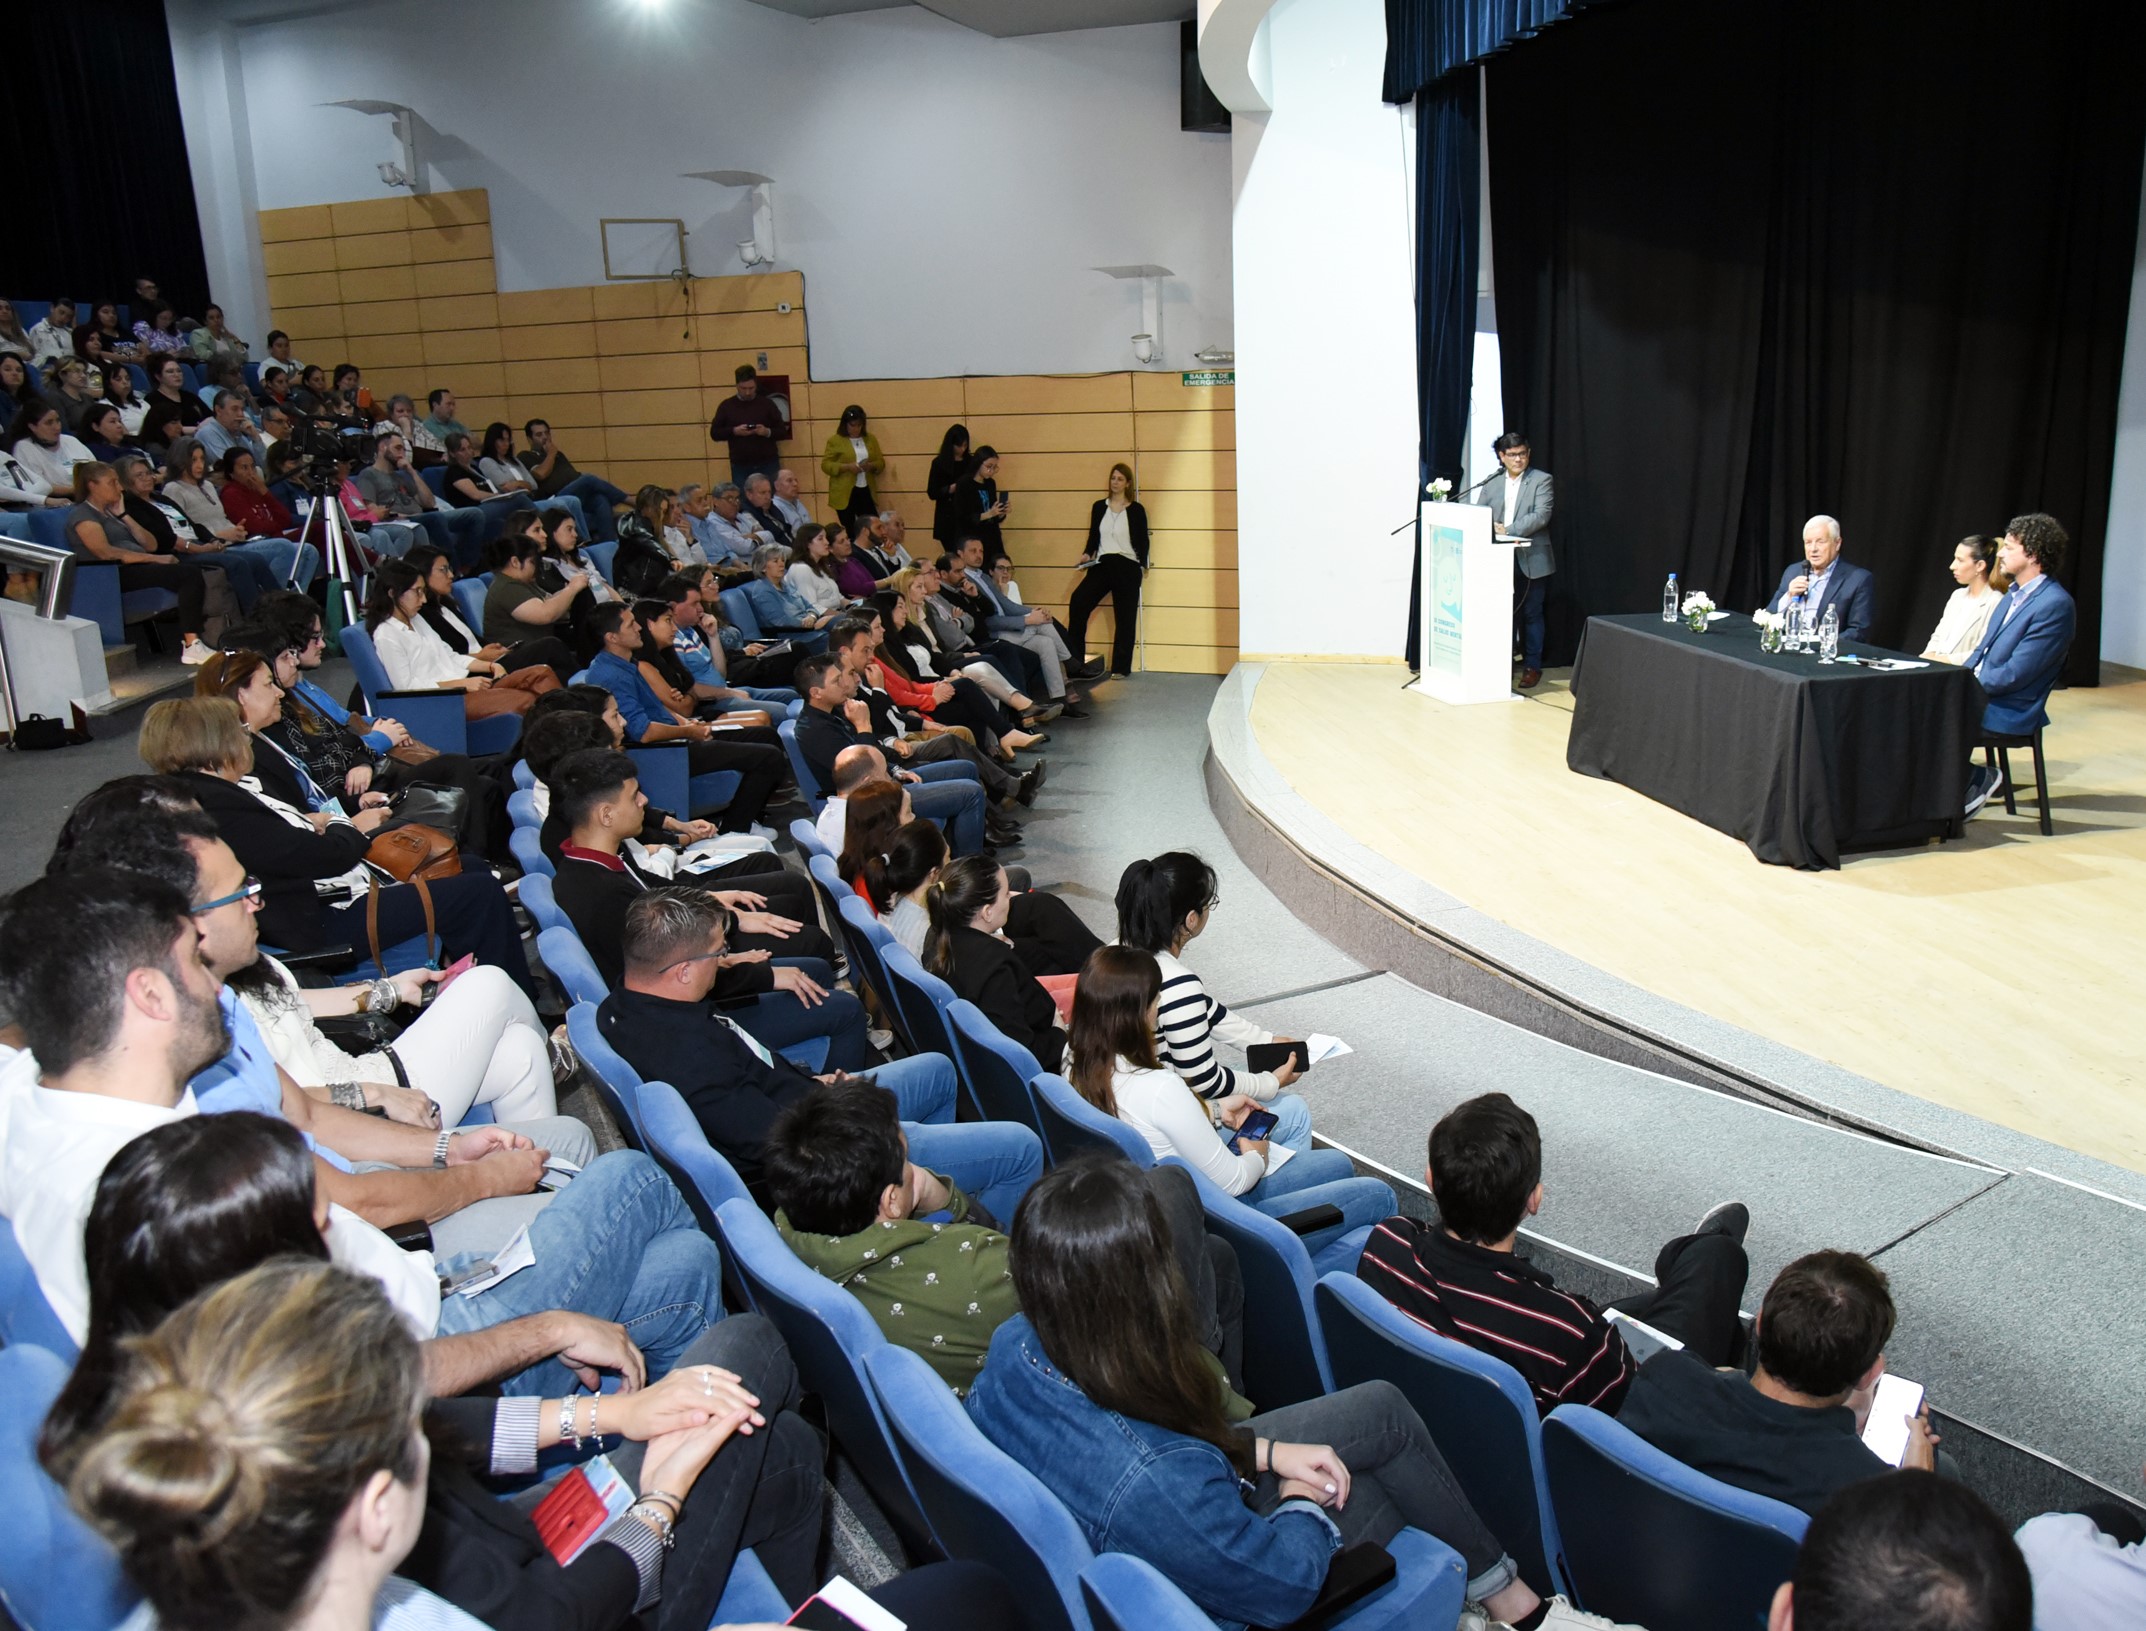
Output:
[1491,431,1556,688]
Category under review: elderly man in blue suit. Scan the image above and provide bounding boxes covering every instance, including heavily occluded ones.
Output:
[1768,515,1876,641]
[1962,513,2075,816]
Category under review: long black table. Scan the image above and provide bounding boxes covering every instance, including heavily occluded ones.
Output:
[1566,614,1986,868]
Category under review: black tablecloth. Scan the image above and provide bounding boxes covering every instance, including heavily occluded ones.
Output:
[1566,614,1987,868]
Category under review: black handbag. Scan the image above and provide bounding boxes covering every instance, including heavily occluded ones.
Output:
[377,784,468,837]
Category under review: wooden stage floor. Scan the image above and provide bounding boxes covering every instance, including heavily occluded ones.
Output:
[1247,661,2146,1176]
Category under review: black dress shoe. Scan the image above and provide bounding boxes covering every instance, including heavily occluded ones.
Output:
[986,826,1024,849]
[1024,703,1064,725]
[1058,700,1090,719]
[1069,658,1107,681]
[1017,762,1047,806]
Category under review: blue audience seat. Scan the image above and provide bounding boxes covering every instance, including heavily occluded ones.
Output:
[0,1344,140,1631]
[419,464,451,503]
[777,716,823,807]
[1316,1271,1570,1597]
[538,924,609,1009]
[507,827,553,879]
[123,362,151,396]
[507,789,543,829]
[719,586,764,642]
[625,743,739,823]
[585,540,618,583]
[1541,1403,1807,1631]
[806,850,846,901]
[0,1215,76,1358]
[834,895,908,1050]
[862,1342,1097,1631]
[340,622,519,756]
[1078,1531,1467,1631]
[1078,1554,1212,1631]
[714,1200,937,1555]
[564,1001,647,1149]
[1028,1070,1154,1167]
[513,757,537,791]
[789,816,831,861]
[946,998,1046,1137]
[879,942,959,1062]
[710,1550,789,1624]
[638,1078,754,1227]
[517,873,570,936]
[30,509,178,647]
[1164,1157,1340,1409]
[450,576,488,632]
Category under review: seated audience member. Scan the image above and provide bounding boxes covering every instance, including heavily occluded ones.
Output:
[740,470,792,546]
[585,603,791,836]
[922,855,1077,1071]
[6,399,93,497]
[742,540,843,634]
[1963,513,2077,817]
[325,451,424,559]
[76,400,141,463]
[1775,1472,2033,1631]
[0,297,26,362]
[364,556,558,722]
[376,390,446,465]
[195,386,266,468]
[26,297,78,368]
[524,416,626,540]
[1359,1092,1751,1414]
[766,1076,1246,1401]
[136,695,535,996]
[830,611,1034,816]
[871,590,1047,758]
[474,417,590,540]
[814,741,893,854]
[794,655,991,856]
[1068,946,1392,1260]
[1921,534,2009,662]
[46,354,105,428]
[543,506,622,603]
[262,329,306,381]
[115,452,280,610]
[837,776,913,891]
[486,525,592,648]
[629,596,765,721]
[217,444,300,542]
[328,362,374,420]
[694,561,806,687]
[438,429,519,517]
[54,1259,495,1631]
[659,569,794,711]
[1617,1249,1937,1515]
[955,533,1098,708]
[2014,1471,2146,1630]
[615,482,687,595]
[81,302,138,365]
[101,362,149,435]
[138,353,209,447]
[130,299,184,357]
[771,465,811,534]
[875,814,950,958]
[164,433,321,590]
[521,704,740,869]
[891,564,1050,719]
[829,521,881,600]
[0,352,40,421]
[409,539,577,685]
[921,552,1041,696]
[64,459,215,663]
[786,523,848,613]
[967,1160,1623,1631]
[422,386,466,443]
[596,888,958,1197]
[1118,851,1312,1112]
[0,869,717,1385]
[545,751,843,1051]
[185,301,249,365]
[1767,514,1875,640]
[45,1120,834,1624]
[360,429,469,563]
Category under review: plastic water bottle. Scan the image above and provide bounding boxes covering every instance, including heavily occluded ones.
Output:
[1818,605,1839,664]
[1663,573,1679,623]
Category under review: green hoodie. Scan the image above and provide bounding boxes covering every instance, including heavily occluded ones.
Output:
[778,1182,1015,1397]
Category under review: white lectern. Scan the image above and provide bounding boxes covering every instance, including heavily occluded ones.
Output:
[1413,500,1520,705]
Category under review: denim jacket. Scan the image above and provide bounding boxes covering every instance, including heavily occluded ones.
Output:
[964,1316,1339,1629]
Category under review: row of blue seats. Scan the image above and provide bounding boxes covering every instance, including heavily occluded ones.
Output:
[543,833,1811,1631]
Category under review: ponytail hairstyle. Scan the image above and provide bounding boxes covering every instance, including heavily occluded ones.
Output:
[64,1259,424,1631]
[1009,1160,1250,1476]
[921,852,1004,978]
[1114,851,1219,955]
[838,781,908,905]
[866,591,922,684]
[877,817,948,913]
[1067,945,1162,1115]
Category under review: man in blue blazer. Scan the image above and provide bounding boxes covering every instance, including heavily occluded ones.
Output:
[1768,515,1876,641]
[1962,513,2075,815]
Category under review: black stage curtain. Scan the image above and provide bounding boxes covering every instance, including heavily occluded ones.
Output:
[3,1,211,316]
[1487,0,2146,683]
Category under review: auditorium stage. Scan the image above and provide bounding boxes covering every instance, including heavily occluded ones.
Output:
[1234,658,2146,1178]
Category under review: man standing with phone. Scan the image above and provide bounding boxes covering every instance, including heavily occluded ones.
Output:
[709,364,785,486]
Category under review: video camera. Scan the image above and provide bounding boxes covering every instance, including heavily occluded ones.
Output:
[285,418,377,493]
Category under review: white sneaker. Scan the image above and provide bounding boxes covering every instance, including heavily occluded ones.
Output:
[181,637,217,665]
[749,822,779,842]
[1460,1598,1642,1631]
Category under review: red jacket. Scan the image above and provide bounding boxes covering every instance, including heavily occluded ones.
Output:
[221,481,297,540]
[871,660,943,716]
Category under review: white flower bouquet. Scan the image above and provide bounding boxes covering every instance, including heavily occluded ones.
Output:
[1681,590,1716,632]
[1428,477,1453,501]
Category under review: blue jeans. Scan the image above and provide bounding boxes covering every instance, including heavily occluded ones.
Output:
[908,760,986,856]
[857,1052,959,1126]
[732,957,871,1071]
[720,686,798,710]
[1515,570,1548,669]
[414,509,487,571]
[198,545,280,608]
[1260,1093,1314,1152]
[1240,1146,1396,1261]
[434,1149,722,1392]
[553,474,627,541]
[229,534,320,589]
[905,1118,1044,1227]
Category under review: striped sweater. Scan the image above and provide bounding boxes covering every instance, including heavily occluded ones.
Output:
[1151,947,1280,1102]
[1356,1215,1635,1416]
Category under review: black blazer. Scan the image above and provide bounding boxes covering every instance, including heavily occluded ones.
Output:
[403,1399,642,1631]
[792,702,870,794]
[939,923,1064,1071]
[173,769,371,952]
[950,479,1005,560]
[927,453,968,544]
[1084,499,1150,569]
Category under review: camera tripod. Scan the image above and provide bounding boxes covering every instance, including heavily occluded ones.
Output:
[295,477,369,653]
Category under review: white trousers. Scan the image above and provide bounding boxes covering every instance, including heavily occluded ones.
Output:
[392,965,556,1126]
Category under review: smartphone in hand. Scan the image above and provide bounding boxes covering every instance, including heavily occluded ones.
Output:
[1233,1107,1281,1144]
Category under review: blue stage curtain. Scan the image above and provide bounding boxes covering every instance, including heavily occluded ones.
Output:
[1384,0,1625,102]
[1402,72,1481,668]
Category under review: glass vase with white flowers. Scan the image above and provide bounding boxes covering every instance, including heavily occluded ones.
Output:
[1681,591,1716,632]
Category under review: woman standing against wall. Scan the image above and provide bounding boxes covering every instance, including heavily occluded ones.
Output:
[821,403,885,537]
[927,422,970,550]
[1067,461,1148,676]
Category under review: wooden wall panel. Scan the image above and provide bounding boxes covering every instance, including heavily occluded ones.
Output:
[260,188,1237,673]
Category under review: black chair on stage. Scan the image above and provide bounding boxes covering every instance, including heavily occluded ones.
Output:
[1979,727,2051,835]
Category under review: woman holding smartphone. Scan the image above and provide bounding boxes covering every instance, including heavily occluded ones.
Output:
[1067,946,1391,1260]
[819,402,884,536]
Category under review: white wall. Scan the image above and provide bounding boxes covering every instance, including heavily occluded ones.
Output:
[166,0,1232,380]
[1231,0,1419,658]
[2103,146,2146,671]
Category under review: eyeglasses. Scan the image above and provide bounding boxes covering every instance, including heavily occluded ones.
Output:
[656,949,726,975]
[194,876,263,914]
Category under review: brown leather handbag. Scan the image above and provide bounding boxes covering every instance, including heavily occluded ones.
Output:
[363,824,461,972]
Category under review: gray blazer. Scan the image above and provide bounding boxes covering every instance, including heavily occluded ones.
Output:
[1492,467,1557,579]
